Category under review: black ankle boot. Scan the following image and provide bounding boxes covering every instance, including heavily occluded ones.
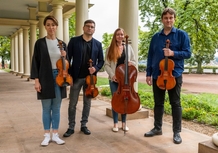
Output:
[173,133,182,144]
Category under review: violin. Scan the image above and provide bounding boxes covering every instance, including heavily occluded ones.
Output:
[111,35,140,114]
[85,59,99,98]
[157,39,176,90]
[56,41,73,87]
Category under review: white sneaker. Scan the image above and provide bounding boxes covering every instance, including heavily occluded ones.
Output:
[52,133,65,145]
[122,126,129,131]
[41,133,51,146]
[112,127,119,132]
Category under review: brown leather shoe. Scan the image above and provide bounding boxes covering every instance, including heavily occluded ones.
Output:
[144,128,162,137]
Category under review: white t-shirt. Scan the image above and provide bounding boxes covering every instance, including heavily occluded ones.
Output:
[46,38,61,69]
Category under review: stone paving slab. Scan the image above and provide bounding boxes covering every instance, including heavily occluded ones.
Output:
[0,70,212,153]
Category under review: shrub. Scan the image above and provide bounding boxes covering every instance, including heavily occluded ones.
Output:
[100,87,111,97]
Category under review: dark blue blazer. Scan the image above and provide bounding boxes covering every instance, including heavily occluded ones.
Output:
[67,35,104,81]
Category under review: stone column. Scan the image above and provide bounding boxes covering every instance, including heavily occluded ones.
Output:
[51,0,65,40]
[37,1,49,38]
[22,26,30,79]
[119,0,139,91]
[18,28,24,76]
[29,21,38,64]
[63,14,71,44]
[10,35,15,73]
[28,7,38,64]
[75,0,89,36]
[38,16,47,38]
[14,32,19,75]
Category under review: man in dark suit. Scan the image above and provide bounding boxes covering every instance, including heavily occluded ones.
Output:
[63,19,104,137]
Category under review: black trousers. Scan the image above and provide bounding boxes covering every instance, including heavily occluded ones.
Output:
[152,76,182,133]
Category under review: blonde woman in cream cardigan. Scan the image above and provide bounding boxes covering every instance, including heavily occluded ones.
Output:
[104,28,136,132]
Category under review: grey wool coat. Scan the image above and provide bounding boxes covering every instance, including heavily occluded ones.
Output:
[30,37,67,100]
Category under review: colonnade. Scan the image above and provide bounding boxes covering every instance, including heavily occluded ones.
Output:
[9,0,139,80]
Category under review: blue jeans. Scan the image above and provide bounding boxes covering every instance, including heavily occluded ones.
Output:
[41,69,62,130]
[68,78,91,129]
[109,80,126,123]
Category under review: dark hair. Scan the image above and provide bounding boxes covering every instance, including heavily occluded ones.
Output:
[43,15,58,26]
[161,7,176,19]
[84,19,95,26]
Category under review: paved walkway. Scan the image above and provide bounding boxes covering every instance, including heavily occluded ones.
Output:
[0,70,211,153]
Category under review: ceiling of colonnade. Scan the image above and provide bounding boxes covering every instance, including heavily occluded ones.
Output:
[0,0,76,37]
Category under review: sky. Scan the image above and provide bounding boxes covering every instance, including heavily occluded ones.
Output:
[89,0,119,42]
[89,0,144,42]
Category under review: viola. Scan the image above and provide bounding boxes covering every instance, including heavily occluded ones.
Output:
[85,59,99,98]
[156,39,176,90]
[111,35,140,114]
[56,41,73,87]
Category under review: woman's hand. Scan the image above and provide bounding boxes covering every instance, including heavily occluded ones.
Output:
[128,61,133,66]
[112,75,117,82]
[34,79,41,92]
[60,50,66,57]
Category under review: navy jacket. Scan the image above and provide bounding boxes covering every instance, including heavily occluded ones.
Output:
[67,35,104,81]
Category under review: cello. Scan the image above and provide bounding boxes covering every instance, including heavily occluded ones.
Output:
[85,59,99,98]
[56,41,73,87]
[157,39,176,90]
[111,35,140,114]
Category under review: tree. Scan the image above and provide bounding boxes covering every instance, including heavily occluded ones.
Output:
[69,13,76,38]
[139,0,218,73]
[138,26,150,60]
[0,36,10,69]
[101,33,113,51]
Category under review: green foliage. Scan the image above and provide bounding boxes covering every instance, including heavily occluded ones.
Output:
[101,33,113,51]
[69,13,76,38]
[96,77,109,86]
[98,76,218,127]
[139,91,218,126]
[138,0,218,73]
[138,91,154,109]
[100,87,111,97]
[138,65,146,72]
[0,36,10,68]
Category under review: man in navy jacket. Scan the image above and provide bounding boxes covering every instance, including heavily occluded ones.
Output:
[63,19,104,137]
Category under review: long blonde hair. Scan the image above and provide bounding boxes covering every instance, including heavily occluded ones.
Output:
[107,28,125,62]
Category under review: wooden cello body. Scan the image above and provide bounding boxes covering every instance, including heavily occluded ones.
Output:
[157,39,176,90]
[111,35,140,114]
